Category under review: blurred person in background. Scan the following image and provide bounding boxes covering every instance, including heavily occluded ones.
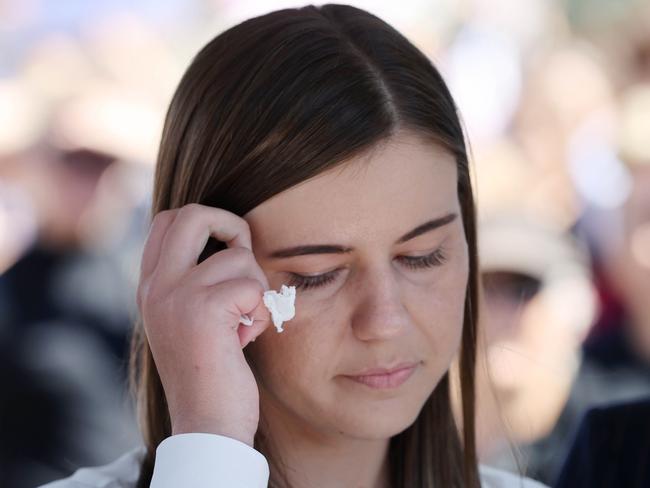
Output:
[581,84,650,386]
[464,136,597,484]
[0,81,153,486]
[475,79,650,486]
[550,85,650,488]
[473,208,597,486]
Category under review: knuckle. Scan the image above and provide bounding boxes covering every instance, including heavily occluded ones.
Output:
[238,219,252,236]
[224,246,253,263]
[177,203,201,220]
[238,276,265,294]
[208,248,252,275]
[183,202,202,212]
[152,209,173,225]
[216,276,262,296]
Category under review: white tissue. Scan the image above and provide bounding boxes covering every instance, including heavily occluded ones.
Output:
[239,315,254,326]
[239,284,296,333]
[263,285,296,332]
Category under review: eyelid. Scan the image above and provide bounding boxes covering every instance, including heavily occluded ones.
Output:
[287,246,448,291]
[399,246,440,258]
[287,268,342,290]
[288,264,343,277]
[397,246,447,266]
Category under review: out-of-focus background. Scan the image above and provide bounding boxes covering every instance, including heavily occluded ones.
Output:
[1,0,649,486]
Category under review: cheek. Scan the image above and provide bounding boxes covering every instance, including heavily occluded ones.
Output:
[399,265,468,410]
[409,256,468,341]
[246,305,342,394]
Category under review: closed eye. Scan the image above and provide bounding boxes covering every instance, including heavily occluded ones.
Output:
[287,247,448,291]
[396,247,448,270]
[287,270,341,291]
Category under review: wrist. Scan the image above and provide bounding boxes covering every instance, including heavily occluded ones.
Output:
[171,418,256,447]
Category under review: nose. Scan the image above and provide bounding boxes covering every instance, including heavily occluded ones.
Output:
[350,266,412,342]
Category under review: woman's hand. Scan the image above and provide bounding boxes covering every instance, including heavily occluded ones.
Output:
[137,203,272,447]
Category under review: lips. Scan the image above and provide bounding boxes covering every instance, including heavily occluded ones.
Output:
[344,362,419,389]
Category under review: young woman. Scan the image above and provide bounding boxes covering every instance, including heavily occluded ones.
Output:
[43,4,548,487]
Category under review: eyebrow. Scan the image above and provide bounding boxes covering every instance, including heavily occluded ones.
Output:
[267,212,458,259]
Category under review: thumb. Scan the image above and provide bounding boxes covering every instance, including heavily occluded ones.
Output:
[238,299,273,348]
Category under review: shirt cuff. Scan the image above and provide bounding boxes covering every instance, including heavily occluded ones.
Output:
[151,433,269,487]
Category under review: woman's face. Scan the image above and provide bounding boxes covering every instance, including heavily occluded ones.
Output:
[243,131,469,440]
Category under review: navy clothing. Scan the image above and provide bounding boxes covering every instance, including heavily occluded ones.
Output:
[0,244,140,487]
[583,325,650,378]
[488,324,650,485]
[555,398,650,488]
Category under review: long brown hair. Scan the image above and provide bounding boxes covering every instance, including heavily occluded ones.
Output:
[130,4,480,487]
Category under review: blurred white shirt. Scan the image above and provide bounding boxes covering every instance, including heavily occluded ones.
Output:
[39,432,549,488]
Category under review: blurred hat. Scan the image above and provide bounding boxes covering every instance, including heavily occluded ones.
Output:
[479,211,591,286]
[0,76,162,166]
[479,210,597,333]
[45,80,163,166]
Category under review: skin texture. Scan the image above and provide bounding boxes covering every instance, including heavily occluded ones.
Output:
[137,130,470,488]
[242,131,470,487]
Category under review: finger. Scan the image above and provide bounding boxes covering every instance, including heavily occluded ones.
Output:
[157,204,252,286]
[238,298,274,347]
[207,277,272,333]
[140,209,179,281]
[186,247,271,290]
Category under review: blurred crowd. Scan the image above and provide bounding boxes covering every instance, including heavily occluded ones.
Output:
[1,0,649,486]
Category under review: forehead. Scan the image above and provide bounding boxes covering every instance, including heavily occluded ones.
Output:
[244,132,459,246]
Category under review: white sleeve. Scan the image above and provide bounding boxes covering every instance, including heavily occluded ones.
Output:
[151,433,270,487]
[479,464,549,488]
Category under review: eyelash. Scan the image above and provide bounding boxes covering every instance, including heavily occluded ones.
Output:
[287,247,448,291]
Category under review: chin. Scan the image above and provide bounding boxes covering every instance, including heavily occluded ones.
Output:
[328,397,425,440]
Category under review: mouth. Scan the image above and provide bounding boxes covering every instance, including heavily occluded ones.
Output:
[343,362,419,389]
